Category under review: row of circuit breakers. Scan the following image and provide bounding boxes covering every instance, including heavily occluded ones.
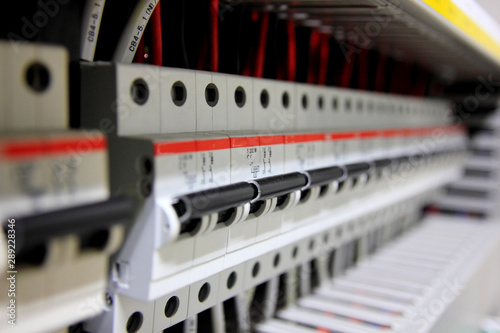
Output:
[0,42,499,333]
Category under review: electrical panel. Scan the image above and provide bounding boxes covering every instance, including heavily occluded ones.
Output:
[1,1,500,333]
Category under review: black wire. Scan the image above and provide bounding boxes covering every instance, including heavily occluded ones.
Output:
[236,4,245,74]
[181,0,189,68]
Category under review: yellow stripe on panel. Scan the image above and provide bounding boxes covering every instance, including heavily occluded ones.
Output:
[421,0,500,62]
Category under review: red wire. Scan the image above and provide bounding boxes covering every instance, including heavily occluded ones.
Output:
[317,33,329,85]
[287,19,296,81]
[151,1,162,66]
[358,48,368,90]
[198,40,208,70]
[241,12,254,78]
[375,53,386,92]
[340,44,355,87]
[210,0,219,72]
[241,11,257,76]
[251,10,259,22]
[134,36,145,63]
[307,30,320,84]
[254,12,269,77]
[242,45,252,76]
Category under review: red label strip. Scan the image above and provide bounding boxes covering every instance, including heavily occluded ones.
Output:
[152,125,463,156]
[1,137,107,160]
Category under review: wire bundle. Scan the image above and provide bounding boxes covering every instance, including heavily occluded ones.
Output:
[84,0,438,96]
